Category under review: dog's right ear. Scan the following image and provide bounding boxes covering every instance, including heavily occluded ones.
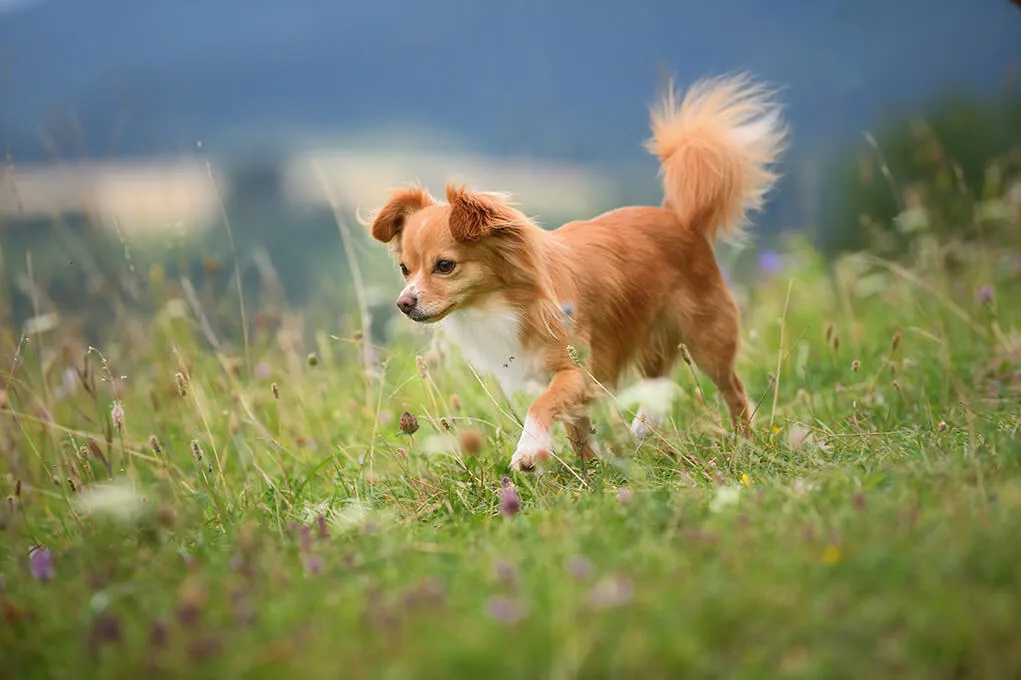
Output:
[368,186,433,244]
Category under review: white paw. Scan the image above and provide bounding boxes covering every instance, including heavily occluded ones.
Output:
[630,408,664,440]
[510,415,553,473]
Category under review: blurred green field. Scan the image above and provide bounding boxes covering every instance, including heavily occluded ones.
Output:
[2,122,1021,677]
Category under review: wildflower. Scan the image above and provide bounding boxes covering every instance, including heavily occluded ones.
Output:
[758,249,782,276]
[399,411,419,436]
[303,555,324,575]
[616,488,632,505]
[567,556,593,580]
[586,574,635,610]
[709,486,742,513]
[821,544,842,564]
[492,559,518,587]
[77,479,146,524]
[316,514,330,540]
[500,483,521,519]
[485,595,527,624]
[87,611,124,652]
[186,636,223,663]
[148,619,169,648]
[976,284,995,306]
[29,546,55,581]
[740,473,751,487]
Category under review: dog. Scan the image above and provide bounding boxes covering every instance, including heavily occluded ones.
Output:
[365,73,788,472]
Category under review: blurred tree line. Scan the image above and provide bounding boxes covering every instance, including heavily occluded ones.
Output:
[2,82,1020,347]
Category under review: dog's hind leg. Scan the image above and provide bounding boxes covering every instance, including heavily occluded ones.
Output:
[682,308,752,437]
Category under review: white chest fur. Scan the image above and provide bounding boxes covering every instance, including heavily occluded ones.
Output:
[439,304,547,398]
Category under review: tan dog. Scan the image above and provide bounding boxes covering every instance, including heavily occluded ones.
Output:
[366,73,788,472]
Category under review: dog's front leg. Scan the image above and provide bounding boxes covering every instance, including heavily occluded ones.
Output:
[510,366,589,473]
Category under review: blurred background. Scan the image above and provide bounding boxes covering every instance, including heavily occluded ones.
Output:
[1,0,1019,350]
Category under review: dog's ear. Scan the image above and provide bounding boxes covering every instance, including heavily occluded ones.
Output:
[446,184,520,243]
[368,186,433,244]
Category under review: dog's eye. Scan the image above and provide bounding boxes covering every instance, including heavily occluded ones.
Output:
[434,260,456,274]
[399,264,409,278]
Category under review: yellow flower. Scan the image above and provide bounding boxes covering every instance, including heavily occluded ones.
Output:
[772,426,783,435]
[822,544,842,564]
[740,473,751,487]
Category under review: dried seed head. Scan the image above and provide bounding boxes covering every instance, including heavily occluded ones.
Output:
[271,382,280,400]
[892,380,901,392]
[175,372,187,397]
[891,332,901,352]
[14,479,21,498]
[831,335,840,352]
[439,418,451,431]
[306,352,319,367]
[825,323,835,343]
[938,420,948,432]
[190,440,203,461]
[851,359,861,373]
[679,344,693,366]
[399,411,419,436]
[67,478,77,493]
[459,428,485,456]
[148,435,162,456]
[352,330,364,341]
[415,355,428,378]
[110,401,125,432]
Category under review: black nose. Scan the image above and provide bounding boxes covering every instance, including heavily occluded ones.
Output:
[396,292,418,315]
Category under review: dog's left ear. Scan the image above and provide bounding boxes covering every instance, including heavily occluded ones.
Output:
[446,184,521,243]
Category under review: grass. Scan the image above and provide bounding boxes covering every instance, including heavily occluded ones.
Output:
[1,201,1020,679]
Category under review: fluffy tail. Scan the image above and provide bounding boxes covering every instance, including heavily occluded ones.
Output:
[644,73,788,242]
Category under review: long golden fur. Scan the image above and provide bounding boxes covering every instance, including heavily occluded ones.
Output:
[366,73,788,472]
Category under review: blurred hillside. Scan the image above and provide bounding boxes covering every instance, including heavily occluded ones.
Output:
[2,0,1019,230]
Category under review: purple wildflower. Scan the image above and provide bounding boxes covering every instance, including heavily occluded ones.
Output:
[316,514,330,540]
[303,555,324,575]
[149,619,169,648]
[976,284,995,306]
[758,250,782,276]
[186,636,223,663]
[499,484,521,519]
[567,556,593,580]
[492,559,519,587]
[485,595,528,624]
[29,546,55,581]
[616,488,632,505]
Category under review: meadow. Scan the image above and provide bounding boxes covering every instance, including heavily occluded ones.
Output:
[1,167,1020,679]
